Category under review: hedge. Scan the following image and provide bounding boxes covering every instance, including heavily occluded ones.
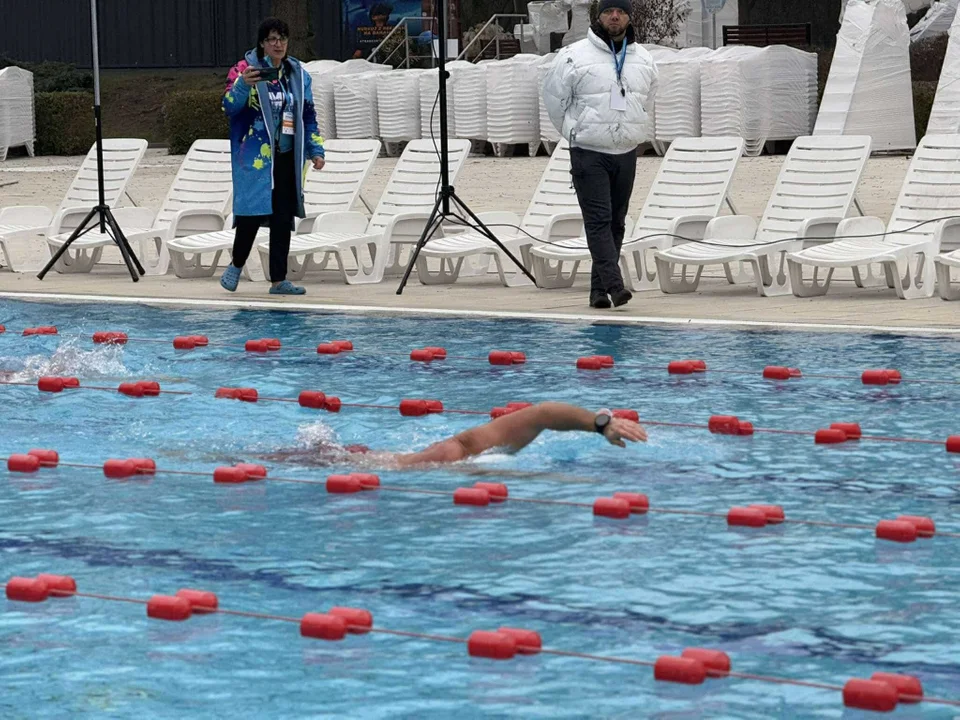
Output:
[913,80,937,142]
[35,92,95,155]
[163,90,229,155]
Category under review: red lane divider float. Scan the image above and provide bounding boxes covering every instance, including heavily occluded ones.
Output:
[4,454,959,542]
[5,575,957,712]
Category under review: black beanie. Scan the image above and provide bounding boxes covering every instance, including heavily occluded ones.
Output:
[597,0,632,15]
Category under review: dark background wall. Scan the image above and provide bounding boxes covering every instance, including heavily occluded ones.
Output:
[738,0,843,48]
[0,0,344,67]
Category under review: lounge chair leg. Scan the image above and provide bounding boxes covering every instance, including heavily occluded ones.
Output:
[532,255,578,288]
[655,256,702,293]
[893,252,936,300]
[852,263,889,288]
[416,255,464,284]
[723,260,753,285]
[937,261,960,300]
[754,253,791,297]
[787,258,831,297]
[625,248,660,291]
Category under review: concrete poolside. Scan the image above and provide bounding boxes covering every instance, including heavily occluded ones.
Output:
[0,150,957,333]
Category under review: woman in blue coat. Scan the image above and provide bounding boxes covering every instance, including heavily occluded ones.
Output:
[220,17,326,295]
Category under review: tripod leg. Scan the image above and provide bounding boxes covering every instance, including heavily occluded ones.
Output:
[104,207,143,281]
[37,206,100,280]
[396,195,444,295]
[450,191,538,286]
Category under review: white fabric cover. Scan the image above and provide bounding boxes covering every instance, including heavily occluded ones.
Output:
[815,0,916,151]
[527,1,570,53]
[542,30,658,154]
[486,55,542,145]
[928,4,960,132]
[910,0,958,42]
[681,0,737,49]
[377,70,425,142]
[333,71,383,139]
[0,67,35,161]
[314,59,390,139]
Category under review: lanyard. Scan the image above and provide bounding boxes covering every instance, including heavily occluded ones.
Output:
[610,40,627,88]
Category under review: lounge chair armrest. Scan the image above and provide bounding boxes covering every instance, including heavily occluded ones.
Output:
[834,216,887,239]
[384,211,440,242]
[0,205,53,227]
[541,212,583,242]
[934,216,960,254]
[112,207,157,229]
[299,211,369,236]
[49,206,97,235]
[797,215,844,245]
[169,208,225,237]
[702,215,758,241]
[668,213,717,241]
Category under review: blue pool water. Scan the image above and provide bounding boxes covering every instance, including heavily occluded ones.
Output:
[0,297,958,719]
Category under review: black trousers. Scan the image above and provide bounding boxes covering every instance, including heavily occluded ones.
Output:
[570,146,637,294]
[231,149,296,282]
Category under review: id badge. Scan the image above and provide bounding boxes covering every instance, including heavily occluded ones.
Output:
[282,109,295,135]
[610,85,627,112]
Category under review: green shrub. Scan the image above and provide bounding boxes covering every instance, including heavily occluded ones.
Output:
[0,55,92,92]
[163,90,229,155]
[910,33,949,82]
[34,92,95,155]
[913,80,937,142]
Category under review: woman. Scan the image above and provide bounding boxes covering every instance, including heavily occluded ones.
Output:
[220,17,325,295]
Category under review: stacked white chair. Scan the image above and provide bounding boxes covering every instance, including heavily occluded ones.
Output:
[652,48,711,147]
[283,138,471,284]
[449,61,487,143]
[165,139,381,279]
[47,139,232,275]
[926,5,960,134]
[484,55,541,157]
[814,0,916,152]
[333,71,384,140]
[304,60,341,138]
[528,136,744,291]
[0,66,35,162]
[787,135,960,300]
[315,59,390,139]
[377,69,425,152]
[910,0,958,43]
[537,54,561,154]
[0,138,147,272]
[654,135,872,297]
[418,68,456,141]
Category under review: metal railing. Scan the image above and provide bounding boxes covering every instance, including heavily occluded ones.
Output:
[369,17,439,68]
[456,14,528,62]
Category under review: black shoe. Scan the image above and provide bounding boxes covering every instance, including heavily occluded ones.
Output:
[611,287,633,307]
[590,292,611,309]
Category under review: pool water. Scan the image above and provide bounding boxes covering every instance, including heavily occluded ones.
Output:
[1,298,958,719]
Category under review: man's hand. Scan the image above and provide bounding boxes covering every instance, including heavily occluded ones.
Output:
[311,157,325,171]
[242,67,261,87]
[603,418,648,447]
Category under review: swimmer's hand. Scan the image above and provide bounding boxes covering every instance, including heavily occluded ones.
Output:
[603,418,648,448]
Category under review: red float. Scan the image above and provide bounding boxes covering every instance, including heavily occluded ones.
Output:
[689,360,707,372]
[454,487,490,506]
[613,409,640,422]
[895,515,935,538]
[668,360,695,374]
[103,459,138,479]
[489,407,512,418]
[423,346,447,359]
[300,612,348,640]
[947,436,960,453]
[0,324,4,333]
[576,356,603,370]
[7,454,41,473]
[410,349,434,362]
[189,335,209,346]
[814,428,847,444]
[36,574,76,595]
[426,400,444,413]
[830,422,861,440]
[875,519,918,543]
[681,648,731,676]
[474,482,508,502]
[497,627,542,654]
[329,606,373,634]
[654,656,707,684]
[118,382,144,397]
[5,577,49,602]
[215,387,258,402]
[147,595,192,621]
[130,458,156,475]
[748,504,785,523]
[870,672,923,702]
[593,497,631,519]
[506,402,533,410]
[245,339,269,353]
[613,492,649,513]
[737,421,755,436]
[862,369,901,386]
[62,377,79,388]
[316,343,341,355]
[324,396,341,412]
[23,326,58,336]
[27,449,59,467]
[467,630,517,660]
[93,331,128,344]
[488,350,513,365]
[789,367,802,377]
[727,507,767,527]
[235,463,267,479]
[351,473,380,490]
[593,355,614,368]
[708,415,740,435]
[762,366,791,380]
[332,340,353,351]
[298,390,326,408]
[511,352,526,364]
[213,466,248,484]
[135,381,161,396]
[843,678,898,712]
[176,589,219,612]
[399,399,429,417]
[173,336,197,350]
[37,376,65,393]
[326,475,363,493]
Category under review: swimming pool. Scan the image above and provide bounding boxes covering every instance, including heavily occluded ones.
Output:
[1,297,958,718]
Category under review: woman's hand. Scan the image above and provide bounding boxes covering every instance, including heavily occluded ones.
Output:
[242,67,261,86]
[311,157,325,171]
[603,418,648,447]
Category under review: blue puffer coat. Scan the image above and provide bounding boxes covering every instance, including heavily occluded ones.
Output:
[222,48,325,218]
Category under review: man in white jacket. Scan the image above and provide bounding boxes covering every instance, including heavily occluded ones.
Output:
[542,0,658,308]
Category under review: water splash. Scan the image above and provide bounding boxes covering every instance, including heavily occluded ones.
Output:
[4,336,128,382]
[294,421,339,448]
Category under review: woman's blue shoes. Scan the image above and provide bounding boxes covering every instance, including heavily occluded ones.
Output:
[269,280,306,295]
[220,264,242,292]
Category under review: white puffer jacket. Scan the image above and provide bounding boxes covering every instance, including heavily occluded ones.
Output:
[542,27,658,155]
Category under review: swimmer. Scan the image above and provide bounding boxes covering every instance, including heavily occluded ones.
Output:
[265,402,647,469]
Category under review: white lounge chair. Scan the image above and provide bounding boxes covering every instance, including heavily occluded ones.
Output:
[528,136,745,291]
[935,248,960,300]
[653,135,871,297]
[786,134,960,300]
[414,140,583,287]
[45,139,232,275]
[166,139,381,279]
[0,138,147,272]
[285,138,471,284]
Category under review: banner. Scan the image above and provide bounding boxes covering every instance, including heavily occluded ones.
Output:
[344,0,425,59]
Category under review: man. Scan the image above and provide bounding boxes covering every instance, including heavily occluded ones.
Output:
[265,402,647,468]
[542,0,658,310]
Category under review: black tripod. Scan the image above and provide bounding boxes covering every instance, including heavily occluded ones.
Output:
[38,0,143,282]
[396,0,537,294]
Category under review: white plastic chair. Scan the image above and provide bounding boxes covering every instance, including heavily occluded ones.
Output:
[529,136,745,291]
[654,135,872,297]
[786,135,960,300]
[414,140,581,287]
[45,139,232,275]
[0,138,147,272]
[286,138,471,284]
[935,248,960,300]
[166,139,381,279]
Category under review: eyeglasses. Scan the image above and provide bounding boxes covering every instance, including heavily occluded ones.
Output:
[265,36,288,45]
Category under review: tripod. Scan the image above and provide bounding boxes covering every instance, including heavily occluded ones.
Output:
[38,0,144,282]
[396,0,537,294]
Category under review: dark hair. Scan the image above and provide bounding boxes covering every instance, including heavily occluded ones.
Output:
[256,17,290,59]
[370,3,392,20]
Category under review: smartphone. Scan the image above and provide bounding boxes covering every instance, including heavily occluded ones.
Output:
[258,66,280,83]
